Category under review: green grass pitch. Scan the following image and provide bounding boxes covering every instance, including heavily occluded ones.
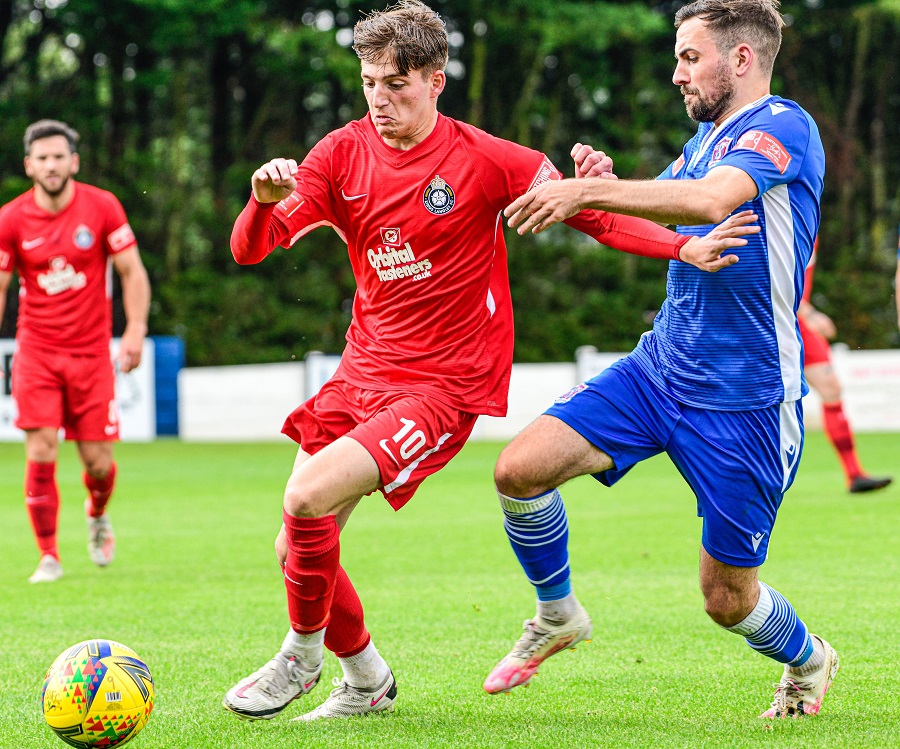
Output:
[1,433,898,749]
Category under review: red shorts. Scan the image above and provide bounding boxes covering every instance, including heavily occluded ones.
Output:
[12,346,119,441]
[798,316,831,367]
[282,375,478,510]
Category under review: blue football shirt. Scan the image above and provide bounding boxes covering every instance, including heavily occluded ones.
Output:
[633,95,825,409]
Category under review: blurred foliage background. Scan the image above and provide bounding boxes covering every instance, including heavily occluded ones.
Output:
[0,0,897,364]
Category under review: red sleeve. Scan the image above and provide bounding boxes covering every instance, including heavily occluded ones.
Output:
[274,136,338,244]
[103,193,138,255]
[464,130,687,261]
[564,210,689,260]
[231,196,290,265]
[0,204,18,272]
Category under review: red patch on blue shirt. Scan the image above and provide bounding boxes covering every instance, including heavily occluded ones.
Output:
[734,131,792,174]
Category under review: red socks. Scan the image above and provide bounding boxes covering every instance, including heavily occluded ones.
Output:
[822,402,864,482]
[325,566,372,658]
[85,462,117,518]
[282,512,341,634]
[25,461,60,560]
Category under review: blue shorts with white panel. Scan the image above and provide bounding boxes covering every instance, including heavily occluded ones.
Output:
[546,353,803,567]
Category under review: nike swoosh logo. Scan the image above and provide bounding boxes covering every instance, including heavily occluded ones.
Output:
[22,237,45,250]
[234,681,256,699]
[378,439,399,466]
[370,681,393,707]
[304,677,318,690]
[341,190,367,201]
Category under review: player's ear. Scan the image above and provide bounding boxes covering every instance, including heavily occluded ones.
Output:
[23,155,32,179]
[71,152,80,175]
[430,69,446,99]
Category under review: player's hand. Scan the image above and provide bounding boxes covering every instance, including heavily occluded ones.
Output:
[504,180,586,235]
[252,158,299,203]
[275,523,287,566]
[678,210,759,272]
[805,309,837,340]
[571,143,618,180]
[117,326,145,373]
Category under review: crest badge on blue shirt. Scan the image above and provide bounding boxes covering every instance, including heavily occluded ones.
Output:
[73,225,95,250]
[423,175,455,215]
[554,383,587,404]
[708,137,732,168]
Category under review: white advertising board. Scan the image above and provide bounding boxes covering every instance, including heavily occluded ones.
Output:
[0,338,156,442]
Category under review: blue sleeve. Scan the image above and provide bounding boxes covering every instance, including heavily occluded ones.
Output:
[715,104,811,195]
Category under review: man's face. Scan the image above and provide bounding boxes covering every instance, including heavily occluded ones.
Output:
[24,135,79,196]
[361,54,445,143]
[672,17,736,123]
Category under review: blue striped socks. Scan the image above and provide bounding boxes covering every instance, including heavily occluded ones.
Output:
[498,489,571,601]
[727,581,814,666]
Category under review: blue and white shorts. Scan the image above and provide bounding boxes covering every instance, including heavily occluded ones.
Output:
[546,354,803,567]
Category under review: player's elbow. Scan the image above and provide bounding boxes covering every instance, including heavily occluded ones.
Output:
[230,237,264,265]
[693,195,734,226]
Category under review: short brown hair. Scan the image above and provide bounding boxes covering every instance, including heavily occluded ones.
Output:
[24,119,80,155]
[675,0,783,76]
[353,0,448,77]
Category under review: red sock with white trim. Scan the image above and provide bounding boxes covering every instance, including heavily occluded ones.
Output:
[25,461,60,560]
[822,402,864,482]
[85,462,117,518]
[282,511,340,634]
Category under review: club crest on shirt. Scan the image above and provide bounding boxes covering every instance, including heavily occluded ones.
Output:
[554,383,587,404]
[73,224,95,250]
[423,175,455,215]
[708,138,732,167]
[380,227,402,246]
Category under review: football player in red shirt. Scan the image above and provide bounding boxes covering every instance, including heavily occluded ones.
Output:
[222,0,757,722]
[0,120,151,584]
[799,239,891,493]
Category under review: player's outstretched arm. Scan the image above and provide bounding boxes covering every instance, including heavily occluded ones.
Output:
[112,248,151,373]
[677,211,759,272]
[231,158,296,265]
[505,166,757,235]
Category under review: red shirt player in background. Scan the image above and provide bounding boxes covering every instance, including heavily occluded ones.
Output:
[0,120,151,583]
[222,0,757,723]
[798,238,891,493]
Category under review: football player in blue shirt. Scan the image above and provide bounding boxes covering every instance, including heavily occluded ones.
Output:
[485,0,837,719]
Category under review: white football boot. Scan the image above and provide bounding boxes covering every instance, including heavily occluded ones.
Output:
[85,500,115,567]
[223,631,323,719]
[293,671,397,721]
[29,555,63,584]
[760,635,840,718]
[484,598,593,694]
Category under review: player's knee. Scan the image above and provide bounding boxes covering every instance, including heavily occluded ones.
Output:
[494,446,539,498]
[702,586,751,627]
[283,484,328,518]
[819,375,842,402]
[83,456,113,478]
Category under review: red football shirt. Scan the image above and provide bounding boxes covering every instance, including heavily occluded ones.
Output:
[233,114,689,416]
[0,182,137,354]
